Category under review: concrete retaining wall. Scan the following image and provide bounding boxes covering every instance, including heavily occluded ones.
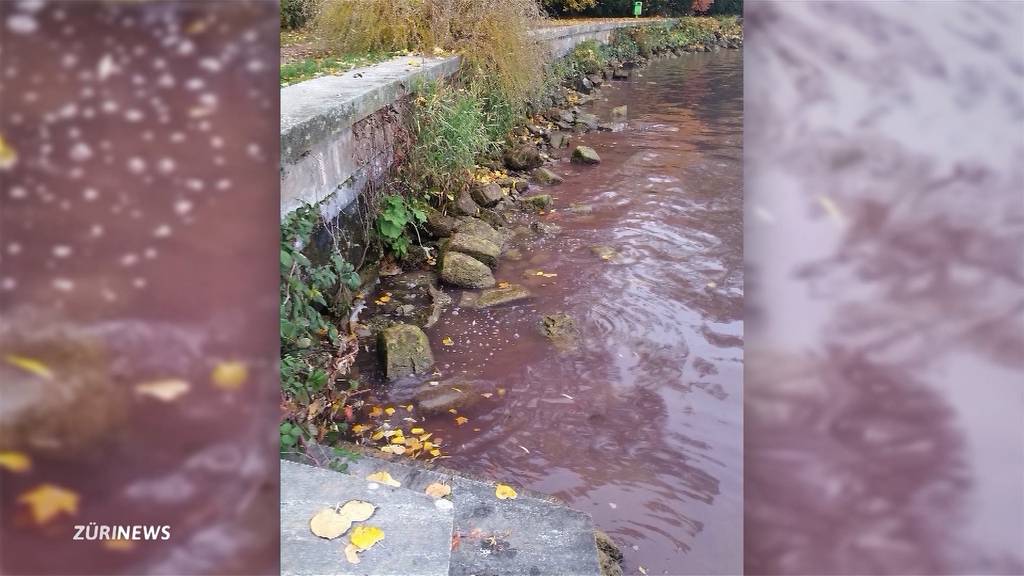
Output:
[279,20,665,222]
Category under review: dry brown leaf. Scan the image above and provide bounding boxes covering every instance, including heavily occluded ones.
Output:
[424,483,452,499]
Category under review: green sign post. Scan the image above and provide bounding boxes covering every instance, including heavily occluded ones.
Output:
[633,1,643,17]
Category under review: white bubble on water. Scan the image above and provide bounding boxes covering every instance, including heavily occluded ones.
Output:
[1,278,16,291]
[157,157,175,173]
[120,253,139,267]
[9,187,28,199]
[69,141,93,161]
[7,243,22,255]
[52,278,74,292]
[7,14,38,34]
[89,224,104,238]
[124,109,143,122]
[174,198,193,215]
[52,244,72,258]
[83,187,99,201]
[153,224,172,238]
[132,277,147,289]
[127,157,146,173]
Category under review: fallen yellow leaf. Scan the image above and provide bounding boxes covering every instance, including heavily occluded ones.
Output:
[455,416,469,426]
[5,355,54,380]
[497,281,511,288]
[309,507,352,540]
[429,448,442,457]
[352,424,370,434]
[134,379,190,402]
[350,525,385,550]
[344,543,362,564]
[410,427,425,435]
[384,407,396,416]
[366,471,401,487]
[369,406,383,417]
[424,483,451,499]
[339,500,376,522]
[0,451,31,473]
[495,484,518,500]
[441,336,454,346]
[378,294,391,303]
[18,484,79,524]
[211,361,247,390]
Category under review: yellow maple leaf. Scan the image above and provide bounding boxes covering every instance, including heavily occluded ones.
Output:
[0,451,31,473]
[369,406,383,418]
[497,281,511,288]
[351,424,370,434]
[211,361,247,390]
[134,379,190,402]
[371,430,385,441]
[5,355,54,380]
[441,336,454,346]
[419,433,433,442]
[350,525,385,550]
[366,471,401,487]
[410,427,425,435]
[429,448,442,457]
[18,484,79,524]
[378,294,391,303]
[455,416,469,426]
[405,404,414,412]
[384,407,396,416]
[495,484,518,500]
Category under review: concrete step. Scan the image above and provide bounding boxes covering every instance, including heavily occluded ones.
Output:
[280,460,454,576]
[290,445,603,576]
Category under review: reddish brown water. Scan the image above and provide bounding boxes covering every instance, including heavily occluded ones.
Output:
[743,3,1024,574]
[372,51,744,574]
[1,2,279,573]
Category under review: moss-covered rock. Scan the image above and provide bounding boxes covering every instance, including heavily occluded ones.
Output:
[439,251,495,289]
[459,284,532,309]
[572,146,601,165]
[532,167,564,186]
[521,194,553,210]
[379,323,434,380]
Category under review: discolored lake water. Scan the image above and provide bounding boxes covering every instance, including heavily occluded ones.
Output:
[365,50,744,574]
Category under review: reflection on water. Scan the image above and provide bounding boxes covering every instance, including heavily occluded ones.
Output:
[745,2,1024,574]
[365,51,743,574]
[0,2,279,573]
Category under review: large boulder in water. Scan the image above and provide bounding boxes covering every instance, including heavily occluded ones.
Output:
[414,379,484,415]
[572,146,601,165]
[439,251,495,289]
[539,312,579,351]
[425,210,458,238]
[532,167,563,186]
[445,232,501,269]
[503,144,544,171]
[459,284,532,309]
[379,323,434,380]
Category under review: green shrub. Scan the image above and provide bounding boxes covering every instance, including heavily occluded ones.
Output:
[376,194,427,257]
[568,40,607,75]
[407,81,491,195]
[280,205,360,350]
